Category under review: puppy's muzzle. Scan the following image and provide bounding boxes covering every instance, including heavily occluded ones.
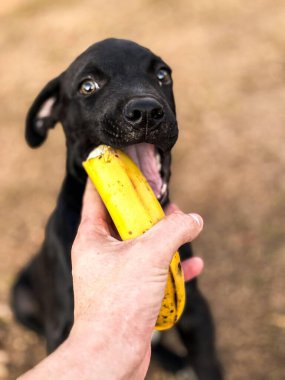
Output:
[123,97,164,130]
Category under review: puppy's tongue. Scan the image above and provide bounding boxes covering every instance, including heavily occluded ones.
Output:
[124,143,162,198]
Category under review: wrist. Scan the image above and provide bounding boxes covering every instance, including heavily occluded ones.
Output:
[70,320,151,379]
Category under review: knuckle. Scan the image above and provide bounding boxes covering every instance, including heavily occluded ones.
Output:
[169,212,200,240]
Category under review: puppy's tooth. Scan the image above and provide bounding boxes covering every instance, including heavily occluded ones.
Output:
[156,153,162,172]
[161,183,167,195]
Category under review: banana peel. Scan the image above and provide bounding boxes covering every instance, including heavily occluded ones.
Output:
[83,144,185,330]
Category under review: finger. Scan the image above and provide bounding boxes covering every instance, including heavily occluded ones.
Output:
[164,202,180,216]
[138,212,203,267]
[78,179,111,237]
[181,257,204,282]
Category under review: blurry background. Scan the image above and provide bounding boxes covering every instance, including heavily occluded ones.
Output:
[0,0,285,379]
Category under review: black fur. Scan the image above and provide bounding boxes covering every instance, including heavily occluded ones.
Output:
[12,38,223,379]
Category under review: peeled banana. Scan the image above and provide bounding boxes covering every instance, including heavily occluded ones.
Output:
[83,145,185,330]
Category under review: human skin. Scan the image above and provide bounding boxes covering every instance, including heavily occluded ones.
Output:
[19,180,204,380]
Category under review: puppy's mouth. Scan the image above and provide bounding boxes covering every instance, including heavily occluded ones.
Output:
[123,143,170,205]
[85,143,170,204]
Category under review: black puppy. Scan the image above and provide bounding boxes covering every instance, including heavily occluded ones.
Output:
[12,38,223,379]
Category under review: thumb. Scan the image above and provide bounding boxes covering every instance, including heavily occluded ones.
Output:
[137,211,203,268]
[76,179,111,242]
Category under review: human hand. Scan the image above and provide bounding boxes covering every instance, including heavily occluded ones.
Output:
[70,179,204,378]
[19,179,204,380]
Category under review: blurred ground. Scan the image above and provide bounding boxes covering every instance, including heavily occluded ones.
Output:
[0,0,285,379]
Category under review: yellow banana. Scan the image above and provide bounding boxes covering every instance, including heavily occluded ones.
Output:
[83,145,185,330]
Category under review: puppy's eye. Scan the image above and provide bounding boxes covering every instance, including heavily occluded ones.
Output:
[79,79,99,95]
[157,69,171,85]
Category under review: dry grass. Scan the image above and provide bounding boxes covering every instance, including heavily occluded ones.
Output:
[0,0,285,379]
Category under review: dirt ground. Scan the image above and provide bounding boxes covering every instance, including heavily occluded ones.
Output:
[0,0,285,379]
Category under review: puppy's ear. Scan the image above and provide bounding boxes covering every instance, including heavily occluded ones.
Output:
[25,73,64,148]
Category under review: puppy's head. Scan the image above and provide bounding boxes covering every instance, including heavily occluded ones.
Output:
[26,38,178,204]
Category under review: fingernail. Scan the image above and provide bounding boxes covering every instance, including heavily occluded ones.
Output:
[189,213,203,228]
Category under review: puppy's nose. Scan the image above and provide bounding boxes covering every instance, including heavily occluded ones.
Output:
[123,97,164,127]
